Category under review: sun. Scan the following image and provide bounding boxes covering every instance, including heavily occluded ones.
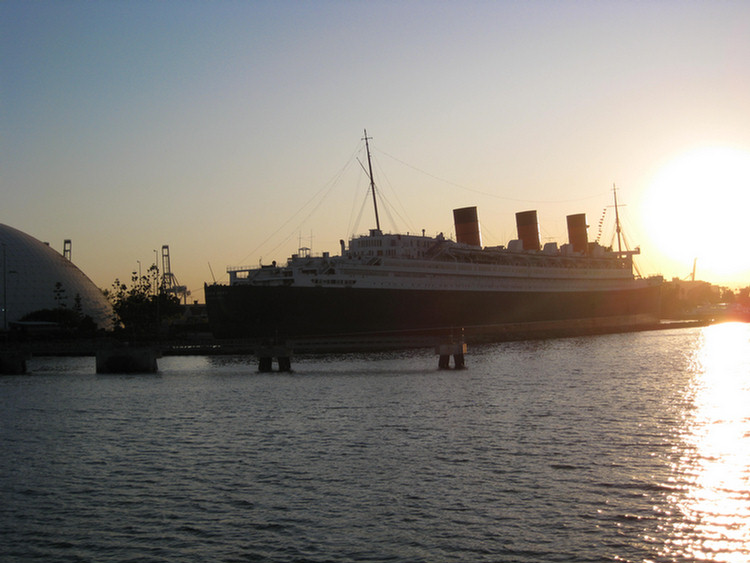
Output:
[642,147,750,284]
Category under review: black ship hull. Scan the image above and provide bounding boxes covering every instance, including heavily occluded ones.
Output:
[204,282,662,348]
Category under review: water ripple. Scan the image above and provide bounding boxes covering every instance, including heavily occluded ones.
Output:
[1,325,749,562]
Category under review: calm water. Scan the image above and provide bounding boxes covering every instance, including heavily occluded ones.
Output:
[2,324,749,562]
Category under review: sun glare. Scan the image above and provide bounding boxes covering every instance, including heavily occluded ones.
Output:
[642,147,750,283]
[660,323,750,562]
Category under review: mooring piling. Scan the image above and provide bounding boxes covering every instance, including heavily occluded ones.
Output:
[256,345,293,373]
[436,341,467,369]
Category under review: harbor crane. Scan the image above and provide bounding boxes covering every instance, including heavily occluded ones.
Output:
[160,245,189,304]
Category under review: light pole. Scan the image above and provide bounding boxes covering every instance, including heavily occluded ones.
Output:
[153,250,159,296]
[2,244,18,333]
[2,243,6,332]
[153,249,160,339]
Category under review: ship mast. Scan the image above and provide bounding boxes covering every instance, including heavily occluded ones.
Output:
[613,183,623,254]
[363,129,381,233]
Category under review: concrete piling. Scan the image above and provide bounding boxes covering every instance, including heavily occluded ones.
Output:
[96,344,159,374]
[256,345,293,372]
[436,342,467,370]
[0,350,28,375]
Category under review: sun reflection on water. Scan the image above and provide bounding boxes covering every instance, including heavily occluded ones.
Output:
[661,323,750,562]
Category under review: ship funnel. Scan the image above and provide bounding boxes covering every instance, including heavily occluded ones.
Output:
[453,206,482,247]
[515,210,540,251]
[566,213,588,253]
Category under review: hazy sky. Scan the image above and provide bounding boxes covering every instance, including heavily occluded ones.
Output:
[3,1,750,299]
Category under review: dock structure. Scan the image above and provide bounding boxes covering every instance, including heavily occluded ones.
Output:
[0,350,28,375]
[436,341,467,369]
[0,320,713,376]
[253,332,470,372]
[248,326,474,371]
[255,344,293,373]
[95,344,160,374]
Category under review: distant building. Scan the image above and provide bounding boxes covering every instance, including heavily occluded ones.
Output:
[0,224,113,330]
[670,278,720,302]
[661,278,724,320]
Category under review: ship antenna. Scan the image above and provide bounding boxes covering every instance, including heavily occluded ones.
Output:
[613,183,623,254]
[363,129,381,233]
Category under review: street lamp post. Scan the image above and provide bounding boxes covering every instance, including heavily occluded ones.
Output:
[2,243,7,332]
[153,249,160,339]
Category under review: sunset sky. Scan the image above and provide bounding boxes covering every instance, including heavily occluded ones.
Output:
[3,1,750,299]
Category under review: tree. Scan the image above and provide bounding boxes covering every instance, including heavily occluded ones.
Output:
[19,284,97,335]
[53,281,67,309]
[104,265,181,340]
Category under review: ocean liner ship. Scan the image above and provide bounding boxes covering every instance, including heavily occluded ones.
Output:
[205,135,662,349]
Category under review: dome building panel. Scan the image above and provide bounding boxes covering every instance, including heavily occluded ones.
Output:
[1,224,113,330]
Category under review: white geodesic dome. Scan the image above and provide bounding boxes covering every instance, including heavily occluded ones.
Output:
[0,224,113,330]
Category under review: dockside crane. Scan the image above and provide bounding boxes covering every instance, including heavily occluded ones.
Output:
[160,245,189,304]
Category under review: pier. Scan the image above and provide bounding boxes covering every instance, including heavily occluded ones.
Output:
[0,350,28,375]
[0,319,716,375]
[95,344,160,374]
[255,344,293,373]
[436,341,467,369]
